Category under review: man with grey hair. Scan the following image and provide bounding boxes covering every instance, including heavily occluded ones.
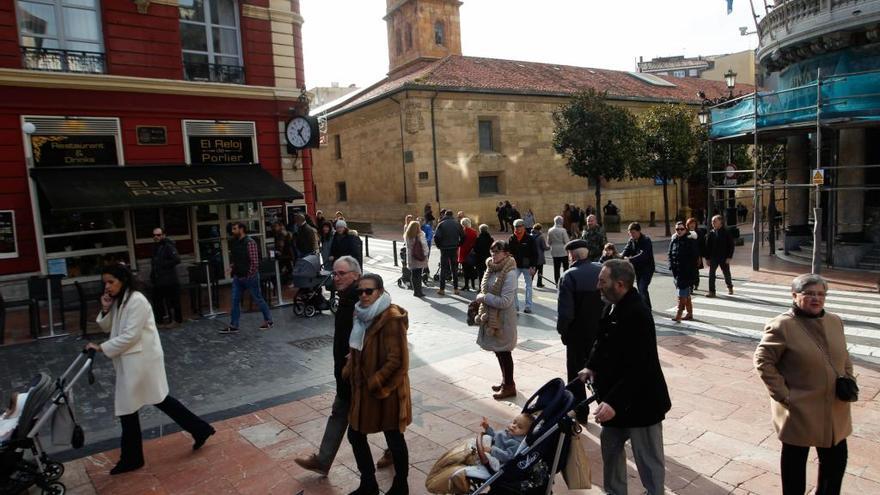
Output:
[578,258,671,495]
[556,239,603,417]
[295,256,392,474]
[580,214,607,262]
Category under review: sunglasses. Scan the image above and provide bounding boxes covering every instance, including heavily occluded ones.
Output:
[355,288,378,296]
[675,228,686,231]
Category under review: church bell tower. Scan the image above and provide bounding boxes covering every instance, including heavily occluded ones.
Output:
[384,0,462,76]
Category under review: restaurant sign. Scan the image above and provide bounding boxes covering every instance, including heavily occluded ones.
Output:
[125,178,225,198]
[31,135,118,167]
[188,136,254,164]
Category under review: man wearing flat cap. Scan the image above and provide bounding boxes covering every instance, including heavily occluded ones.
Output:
[557,239,604,414]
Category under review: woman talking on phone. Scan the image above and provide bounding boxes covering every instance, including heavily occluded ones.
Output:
[85,263,214,475]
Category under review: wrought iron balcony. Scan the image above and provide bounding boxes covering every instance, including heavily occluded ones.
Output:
[21,47,106,74]
[757,0,880,71]
[182,61,245,84]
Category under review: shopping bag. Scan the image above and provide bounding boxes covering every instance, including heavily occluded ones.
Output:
[562,431,592,489]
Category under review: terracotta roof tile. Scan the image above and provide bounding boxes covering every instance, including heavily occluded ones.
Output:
[320,55,755,117]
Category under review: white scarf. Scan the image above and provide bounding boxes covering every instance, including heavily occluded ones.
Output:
[349,291,392,351]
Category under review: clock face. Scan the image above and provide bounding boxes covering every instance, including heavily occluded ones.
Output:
[286,117,312,148]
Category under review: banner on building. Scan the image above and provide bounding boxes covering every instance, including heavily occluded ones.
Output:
[30,135,118,167]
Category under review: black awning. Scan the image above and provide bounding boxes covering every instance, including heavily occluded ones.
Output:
[29,164,303,213]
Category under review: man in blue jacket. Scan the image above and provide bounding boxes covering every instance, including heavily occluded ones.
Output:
[621,222,655,309]
[579,259,671,495]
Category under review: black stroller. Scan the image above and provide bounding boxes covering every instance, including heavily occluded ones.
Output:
[1,350,96,495]
[396,247,435,290]
[467,378,595,495]
[290,255,335,318]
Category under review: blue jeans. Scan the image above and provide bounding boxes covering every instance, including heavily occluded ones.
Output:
[515,268,533,310]
[230,275,272,328]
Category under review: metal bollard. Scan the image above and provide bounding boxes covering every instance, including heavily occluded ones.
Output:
[364,234,370,257]
[272,258,292,307]
[393,240,398,266]
[201,260,226,319]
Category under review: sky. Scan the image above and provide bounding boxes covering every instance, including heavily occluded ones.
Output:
[300,0,764,89]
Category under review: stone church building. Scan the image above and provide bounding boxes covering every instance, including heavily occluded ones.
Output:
[311,0,744,226]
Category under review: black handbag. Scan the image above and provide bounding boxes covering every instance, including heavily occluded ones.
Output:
[796,320,858,402]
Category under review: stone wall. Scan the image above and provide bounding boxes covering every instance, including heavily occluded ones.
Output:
[313,90,690,227]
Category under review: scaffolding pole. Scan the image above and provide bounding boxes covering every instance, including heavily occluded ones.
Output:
[812,68,822,275]
[751,77,761,271]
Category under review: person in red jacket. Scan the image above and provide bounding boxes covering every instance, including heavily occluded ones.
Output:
[458,218,479,291]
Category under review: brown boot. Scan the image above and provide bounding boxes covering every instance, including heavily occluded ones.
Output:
[491,383,504,392]
[376,448,393,469]
[728,286,734,295]
[671,297,684,322]
[683,296,694,320]
[493,384,517,400]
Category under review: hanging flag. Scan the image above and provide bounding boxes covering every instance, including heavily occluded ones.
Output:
[727,0,734,14]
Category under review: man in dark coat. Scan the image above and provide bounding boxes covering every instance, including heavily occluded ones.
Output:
[292,213,319,257]
[556,239,603,415]
[621,222,655,309]
[434,210,464,295]
[705,214,735,297]
[579,259,671,495]
[508,219,539,313]
[149,227,181,326]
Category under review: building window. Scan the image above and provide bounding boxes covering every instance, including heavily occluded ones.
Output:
[478,119,495,153]
[418,171,429,181]
[15,0,105,73]
[672,70,686,78]
[334,134,342,159]
[688,68,698,77]
[479,175,500,196]
[396,29,402,55]
[434,21,444,46]
[404,150,414,163]
[133,207,191,241]
[336,182,347,202]
[405,24,412,50]
[179,0,244,84]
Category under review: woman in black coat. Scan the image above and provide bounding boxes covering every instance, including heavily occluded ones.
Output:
[668,221,699,322]
[473,224,494,284]
[686,217,707,291]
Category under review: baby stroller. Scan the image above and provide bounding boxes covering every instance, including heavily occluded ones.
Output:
[1,349,96,495]
[428,378,595,495]
[396,247,434,290]
[290,254,334,318]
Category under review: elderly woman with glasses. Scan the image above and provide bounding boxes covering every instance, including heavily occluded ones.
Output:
[342,273,412,495]
[667,220,699,322]
[754,273,856,495]
[475,240,519,400]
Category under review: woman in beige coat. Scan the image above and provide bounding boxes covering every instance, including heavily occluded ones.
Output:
[475,240,519,401]
[754,273,855,495]
[85,264,214,475]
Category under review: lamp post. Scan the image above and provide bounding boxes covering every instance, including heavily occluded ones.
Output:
[724,69,737,98]
[698,108,712,221]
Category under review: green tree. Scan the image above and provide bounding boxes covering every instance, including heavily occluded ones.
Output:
[634,104,699,236]
[552,89,643,224]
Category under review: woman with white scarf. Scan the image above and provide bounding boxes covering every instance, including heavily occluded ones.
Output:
[475,240,519,400]
[342,273,412,495]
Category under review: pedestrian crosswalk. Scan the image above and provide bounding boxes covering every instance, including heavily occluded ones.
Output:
[658,282,880,358]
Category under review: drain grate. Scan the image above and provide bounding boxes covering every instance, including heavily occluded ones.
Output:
[288,335,334,351]
[517,340,552,352]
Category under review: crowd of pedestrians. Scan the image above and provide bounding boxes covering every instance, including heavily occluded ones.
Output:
[92,202,857,495]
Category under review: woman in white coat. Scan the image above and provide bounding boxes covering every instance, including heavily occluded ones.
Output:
[85,263,214,475]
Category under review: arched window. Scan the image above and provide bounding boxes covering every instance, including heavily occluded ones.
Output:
[405,23,412,50]
[434,21,444,46]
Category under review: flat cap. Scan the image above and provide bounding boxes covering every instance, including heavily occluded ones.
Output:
[565,239,588,251]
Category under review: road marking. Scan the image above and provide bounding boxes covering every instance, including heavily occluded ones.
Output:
[688,296,880,326]
[743,282,880,302]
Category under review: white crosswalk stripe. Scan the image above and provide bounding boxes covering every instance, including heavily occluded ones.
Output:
[660,282,880,358]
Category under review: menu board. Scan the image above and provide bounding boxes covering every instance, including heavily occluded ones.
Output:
[0,211,17,259]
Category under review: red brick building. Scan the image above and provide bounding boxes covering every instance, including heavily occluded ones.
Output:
[0,0,315,294]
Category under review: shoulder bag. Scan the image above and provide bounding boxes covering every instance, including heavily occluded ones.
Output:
[794,320,858,402]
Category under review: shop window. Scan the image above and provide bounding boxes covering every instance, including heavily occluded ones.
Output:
[179,0,244,84]
[133,207,191,241]
[336,182,347,202]
[15,0,106,73]
[434,21,444,46]
[479,175,501,196]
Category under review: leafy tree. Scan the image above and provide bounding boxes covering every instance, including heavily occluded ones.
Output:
[552,89,643,224]
[634,104,699,236]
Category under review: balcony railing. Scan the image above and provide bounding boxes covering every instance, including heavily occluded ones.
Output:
[21,47,106,74]
[182,61,245,84]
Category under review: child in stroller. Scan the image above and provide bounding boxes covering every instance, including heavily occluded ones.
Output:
[290,254,334,318]
[425,378,594,495]
[396,246,434,290]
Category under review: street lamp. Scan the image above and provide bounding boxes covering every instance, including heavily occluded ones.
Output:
[698,108,710,126]
[724,69,737,97]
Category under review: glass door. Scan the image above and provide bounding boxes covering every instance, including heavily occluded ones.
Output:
[195,204,225,280]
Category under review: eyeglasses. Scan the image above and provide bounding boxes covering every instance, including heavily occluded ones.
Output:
[332,270,351,278]
[355,288,377,296]
[799,291,826,299]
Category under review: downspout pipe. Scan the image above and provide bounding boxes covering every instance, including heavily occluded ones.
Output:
[389,95,407,204]
[430,92,440,206]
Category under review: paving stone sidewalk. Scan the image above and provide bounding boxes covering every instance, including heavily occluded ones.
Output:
[54,332,880,495]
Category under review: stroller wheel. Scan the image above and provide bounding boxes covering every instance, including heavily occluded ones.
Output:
[44,461,64,481]
[304,305,317,318]
[40,481,65,495]
[293,302,305,316]
[329,296,339,314]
